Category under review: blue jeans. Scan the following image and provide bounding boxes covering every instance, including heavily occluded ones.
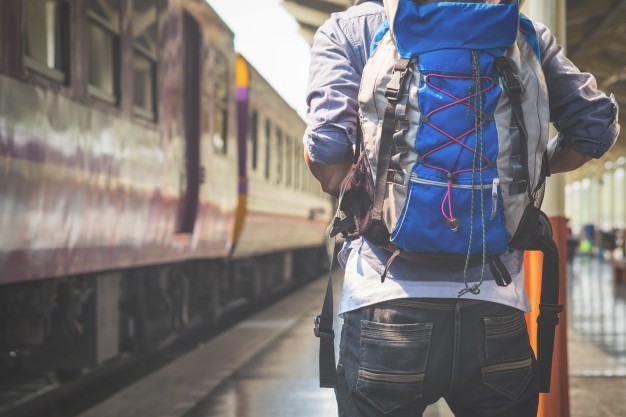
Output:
[336,299,539,417]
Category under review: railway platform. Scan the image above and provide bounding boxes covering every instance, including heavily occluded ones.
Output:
[77,255,626,417]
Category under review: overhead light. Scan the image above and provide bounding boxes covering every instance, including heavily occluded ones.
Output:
[605,161,614,170]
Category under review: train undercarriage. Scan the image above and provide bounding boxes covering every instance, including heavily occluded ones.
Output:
[0,247,327,415]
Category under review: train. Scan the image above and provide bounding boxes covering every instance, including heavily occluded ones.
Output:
[0,0,331,391]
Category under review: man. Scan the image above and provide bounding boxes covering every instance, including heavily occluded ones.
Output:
[303,1,619,416]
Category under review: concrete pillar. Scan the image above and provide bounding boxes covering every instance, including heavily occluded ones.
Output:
[521,1,570,417]
[523,0,567,217]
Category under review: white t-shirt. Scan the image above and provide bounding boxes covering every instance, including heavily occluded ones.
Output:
[337,239,531,316]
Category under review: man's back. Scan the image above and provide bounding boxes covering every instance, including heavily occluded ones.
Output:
[305,2,618,415]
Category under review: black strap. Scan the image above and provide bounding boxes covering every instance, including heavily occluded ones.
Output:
[534,227,563,393]
[330,210,356,238]
[510,205,563,393]
[354,120,362,164]
[495,56,533,202]
[496,55,562,392]
[315,224,338,388]
[381,248,402,283]
[371,58,411,222]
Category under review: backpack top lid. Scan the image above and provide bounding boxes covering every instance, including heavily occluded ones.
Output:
[384,0,521,57]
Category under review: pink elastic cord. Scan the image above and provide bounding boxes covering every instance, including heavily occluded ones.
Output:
[441,179,454,222]
[421,73,494,225]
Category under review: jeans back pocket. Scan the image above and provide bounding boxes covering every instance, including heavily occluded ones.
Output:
[356,320,432,414]
[481,311,534,401]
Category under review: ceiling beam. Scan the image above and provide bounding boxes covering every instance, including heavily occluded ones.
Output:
[569,0,626,60]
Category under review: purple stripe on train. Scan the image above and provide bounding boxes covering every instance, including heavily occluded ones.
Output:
[238,178,248,194]
[236,87,249,101]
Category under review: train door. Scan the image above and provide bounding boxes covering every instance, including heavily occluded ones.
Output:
[176,12,201,234]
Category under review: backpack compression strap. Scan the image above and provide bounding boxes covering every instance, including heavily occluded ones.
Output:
[315,58,411,389]
[371,58,411,222]
[495,56,533,202]
[496,56,563,393]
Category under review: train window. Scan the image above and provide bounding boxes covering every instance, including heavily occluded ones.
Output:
[285,139,292,187]
[213,106,228,154]
[265,119,271,180]
[133,0,158,119]
[212,54,229,154]
[23,0,69,82]
[249,111,258,171]
[294,140,300,190]
[294,143,300,190]
[88,0,121,104]
[275,128,283,184]
[300,151,304,191]
[299,152,304,191]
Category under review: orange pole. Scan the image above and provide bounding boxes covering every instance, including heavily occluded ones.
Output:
[524,215,570,417]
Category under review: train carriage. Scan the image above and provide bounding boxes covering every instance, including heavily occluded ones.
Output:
[0,0,240,283]
[0,0,330,403]
[233,54,330,259]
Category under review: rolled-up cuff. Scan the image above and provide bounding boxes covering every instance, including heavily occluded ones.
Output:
[560,94,620,159]
[303,128,354,164]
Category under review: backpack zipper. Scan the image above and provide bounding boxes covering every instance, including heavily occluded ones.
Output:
[410,174,497,190]
[409,174,501,220]
[490,178,500,221]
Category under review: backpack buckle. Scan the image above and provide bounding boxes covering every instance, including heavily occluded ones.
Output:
[385,59,411,100]
[503,73,523,96]
[385,69,405,100]
[330,211,356,238]
[313,315,334,339]
[495,56,524,96]
[537,303,564,327]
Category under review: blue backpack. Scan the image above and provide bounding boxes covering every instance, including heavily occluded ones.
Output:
[356,1,548,271]
[318,0,563,394]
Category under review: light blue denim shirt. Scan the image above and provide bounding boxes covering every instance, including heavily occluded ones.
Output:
[304,0,619,164]
[303,1,620,306]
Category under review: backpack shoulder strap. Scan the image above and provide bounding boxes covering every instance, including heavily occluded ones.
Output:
[371,57,411,222]
[519,14,541,61]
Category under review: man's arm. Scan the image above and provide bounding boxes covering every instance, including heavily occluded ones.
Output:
[302,4,386,197]
[302,20,359,197]
[538,22,620,172]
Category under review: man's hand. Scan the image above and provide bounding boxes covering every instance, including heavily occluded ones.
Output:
[304,149,352,198]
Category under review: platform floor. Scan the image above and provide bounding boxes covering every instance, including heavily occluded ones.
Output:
[79,255,626,417]
[567,255,626,417]
[181,272,454,417]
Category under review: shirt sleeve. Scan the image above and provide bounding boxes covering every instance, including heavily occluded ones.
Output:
[302,17,363,165]
[536,22,620,159]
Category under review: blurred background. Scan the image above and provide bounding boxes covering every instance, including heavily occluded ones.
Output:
[0,1,624,417]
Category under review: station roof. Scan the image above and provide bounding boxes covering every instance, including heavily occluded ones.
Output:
[567,0,626,178]
[282,0,626,180]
